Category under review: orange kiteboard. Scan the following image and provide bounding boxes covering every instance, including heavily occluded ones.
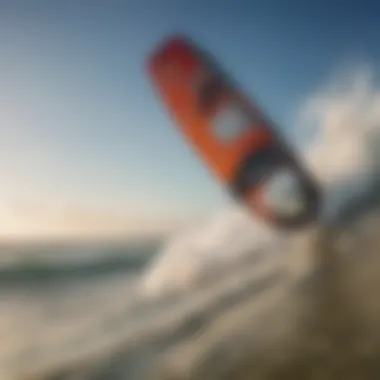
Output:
[147,34,320,229]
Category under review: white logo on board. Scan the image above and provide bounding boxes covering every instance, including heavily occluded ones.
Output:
[212,101,256,142]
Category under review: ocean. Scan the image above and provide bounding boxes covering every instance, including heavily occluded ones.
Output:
[0,239,163,379]
[2,203,380,380]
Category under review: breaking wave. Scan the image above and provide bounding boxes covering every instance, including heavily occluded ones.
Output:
[0,240,160,287]
[141,67,380,298]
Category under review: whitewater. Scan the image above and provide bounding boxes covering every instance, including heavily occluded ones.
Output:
[2,67,380,379]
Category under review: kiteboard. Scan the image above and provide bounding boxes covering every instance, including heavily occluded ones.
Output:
[147,34,320,229]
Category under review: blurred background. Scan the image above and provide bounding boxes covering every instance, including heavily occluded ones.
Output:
[1,1,380,379]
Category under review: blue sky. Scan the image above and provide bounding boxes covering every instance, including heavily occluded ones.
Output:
[0,0,379,238]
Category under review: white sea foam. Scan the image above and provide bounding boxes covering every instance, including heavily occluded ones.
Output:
[141,67,380,297]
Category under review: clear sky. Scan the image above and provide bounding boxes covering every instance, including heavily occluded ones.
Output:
[0,0,379,239]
